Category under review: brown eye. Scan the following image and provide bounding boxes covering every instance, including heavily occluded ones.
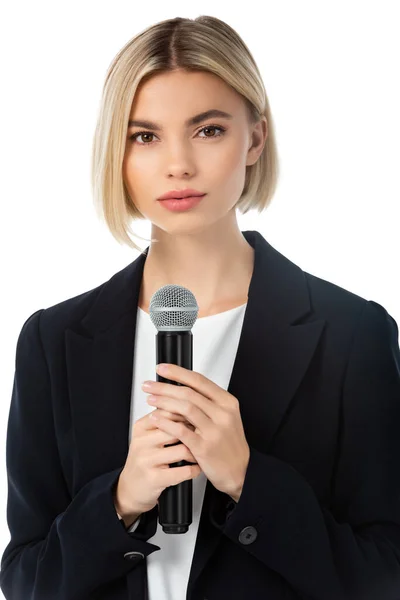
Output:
[201,127,216,137]
[198,125,225,138]
[129,124,226,145]
[130,132,154,144]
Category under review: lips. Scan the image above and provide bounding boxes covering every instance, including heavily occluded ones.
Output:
[160,195,205,201]
[158,195,205,211]
[158,189,206,200]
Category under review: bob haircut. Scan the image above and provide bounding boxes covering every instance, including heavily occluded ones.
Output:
[91,15,280,254]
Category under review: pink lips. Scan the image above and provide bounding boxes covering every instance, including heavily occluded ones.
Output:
[158,188,206,200]
[158,195,206,211]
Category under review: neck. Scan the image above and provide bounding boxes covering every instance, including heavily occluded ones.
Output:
[139,219,254,315]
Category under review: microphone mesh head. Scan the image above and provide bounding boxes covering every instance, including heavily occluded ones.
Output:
[149,284,199,331]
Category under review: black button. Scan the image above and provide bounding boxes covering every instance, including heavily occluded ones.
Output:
[238,526,257,545]
[123,551,144,560]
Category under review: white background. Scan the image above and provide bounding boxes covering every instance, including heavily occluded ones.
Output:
[0,1,399,595]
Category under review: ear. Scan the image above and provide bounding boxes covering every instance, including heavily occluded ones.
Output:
[246,116,268,166]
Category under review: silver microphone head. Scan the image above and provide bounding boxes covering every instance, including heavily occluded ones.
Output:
[148,284,199,331]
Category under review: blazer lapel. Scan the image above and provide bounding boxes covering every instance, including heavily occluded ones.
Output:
[64,230,326,590]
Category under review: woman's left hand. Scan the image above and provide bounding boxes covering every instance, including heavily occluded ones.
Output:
[142,363,250,501]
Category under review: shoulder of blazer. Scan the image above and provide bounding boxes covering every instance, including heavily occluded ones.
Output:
[303,270,371,321]
[302,270,398,350]
[32,257,141,339]
[22,286,100,332]
[19,280,106,355]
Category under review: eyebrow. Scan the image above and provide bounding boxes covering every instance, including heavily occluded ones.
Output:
[127,109,234,131]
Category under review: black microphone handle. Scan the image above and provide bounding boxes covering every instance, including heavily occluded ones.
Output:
[156,330,193,534]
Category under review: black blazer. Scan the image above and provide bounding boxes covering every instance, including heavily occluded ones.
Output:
[1,229,400,600]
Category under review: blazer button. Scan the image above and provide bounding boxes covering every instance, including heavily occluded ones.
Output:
[124,551,145,560]
[238,526,258,545]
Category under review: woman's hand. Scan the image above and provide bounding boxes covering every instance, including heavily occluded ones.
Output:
[142,363,250,501]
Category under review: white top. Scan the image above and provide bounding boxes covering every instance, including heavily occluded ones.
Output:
[126,301,248,599]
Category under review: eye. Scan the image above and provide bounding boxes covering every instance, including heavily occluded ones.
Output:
[128,124,226,145]
[197,125,226,139]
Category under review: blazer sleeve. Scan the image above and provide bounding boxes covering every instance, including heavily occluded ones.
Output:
[210,299,400,600]
[0,309,160,600]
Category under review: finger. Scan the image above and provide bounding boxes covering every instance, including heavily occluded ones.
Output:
[146,409,194,428]
[148,384,227,423]
[156,364,230,407]
[159,410,196,432]
[147,414,196,449]
[148,395,209,431]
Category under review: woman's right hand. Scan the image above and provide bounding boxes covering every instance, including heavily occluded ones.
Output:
[114,408,202,518]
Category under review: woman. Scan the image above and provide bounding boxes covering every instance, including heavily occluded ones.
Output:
[1,15,400,600]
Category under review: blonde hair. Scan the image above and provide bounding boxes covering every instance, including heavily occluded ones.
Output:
[91,15,280,254]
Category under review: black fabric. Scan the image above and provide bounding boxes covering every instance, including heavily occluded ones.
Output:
[1,229,400,600]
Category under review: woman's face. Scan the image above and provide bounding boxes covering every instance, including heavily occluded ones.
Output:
[122,69,266,234]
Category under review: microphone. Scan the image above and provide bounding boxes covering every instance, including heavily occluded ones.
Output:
[148,284,199,534]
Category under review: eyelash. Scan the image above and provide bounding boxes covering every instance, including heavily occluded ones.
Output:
[129,124,226,145]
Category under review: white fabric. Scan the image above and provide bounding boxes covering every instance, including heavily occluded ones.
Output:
[126,515,141,533]
[127,302,247,598]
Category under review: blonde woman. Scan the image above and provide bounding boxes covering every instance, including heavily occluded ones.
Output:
[1,15,400,600]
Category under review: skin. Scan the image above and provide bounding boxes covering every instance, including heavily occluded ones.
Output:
[122,69,268,317]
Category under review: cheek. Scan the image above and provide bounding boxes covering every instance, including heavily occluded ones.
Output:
[123,154,155,198]
[124,152,152,175]
[207,136,247,176]
[209,146,247,192]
